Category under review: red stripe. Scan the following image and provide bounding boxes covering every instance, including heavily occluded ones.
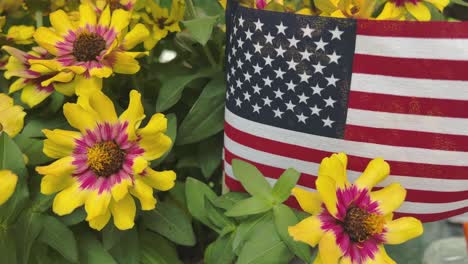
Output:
[225,150,468,204]
[352,54,468,81]
[357,20,468,38]
[225,177,468,223]
[348,91,468,118]
[225,122,468,180]
[345,124,468,152]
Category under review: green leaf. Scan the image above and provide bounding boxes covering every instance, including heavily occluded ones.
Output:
[38,215,78,263]
[273,205,311,263]
[0,228,17,264]
[140,232,182,264]
[182,16,218,45]
[236,218,293,264]
[225,196,272,217]
[204,197,235,234]
[197,135,223,179]
[16,210,44,264]
[185,177,221,232]
[102,224,123,250]
[109,229,139,264]
[204,233,236,264]
[155,68,215,112]
[214,192,249,211]
[271,168,301,203]
[231,159,272,200]
[153,114,177,166]
[77,231,117,264]
[176,75,225,145]
[0,133,29,224]
[59,207,86,226]
[232,212,272,253]
[142,199,196,246]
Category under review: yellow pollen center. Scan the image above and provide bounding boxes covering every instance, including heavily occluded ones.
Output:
[343,207,385,242]
[86,141,125,177]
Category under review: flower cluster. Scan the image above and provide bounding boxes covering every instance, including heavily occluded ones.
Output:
[247,0,450,21]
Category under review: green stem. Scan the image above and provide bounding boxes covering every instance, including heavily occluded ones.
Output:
[203,45,217,68]
[185,0,197,20]
[35,11,43,28]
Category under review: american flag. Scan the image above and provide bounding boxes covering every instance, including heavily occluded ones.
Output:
[223,2,468,222]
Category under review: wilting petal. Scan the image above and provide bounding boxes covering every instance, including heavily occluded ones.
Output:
[291,187,322,215]
[119,90,145,140]
[142,168,176,191]
[384,217,423,245]
[0,170,18,205]
[370,183,406,216]
[288,216,324,247]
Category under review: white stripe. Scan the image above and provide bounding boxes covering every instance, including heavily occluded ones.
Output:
[355,35,468,61]
[224,136,468,192]
[351,73,468,100]
[224,164,468,215]
[226,109,468,166]
[347,108,468,136]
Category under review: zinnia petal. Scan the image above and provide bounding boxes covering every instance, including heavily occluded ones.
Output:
[0,104,26,137]
[36,156,75,178]
[425,0,449,11]
[63,102,99,133]
[405,2,431,21]
[119,90,145,140]
[79,4,97,27]
[20,85,52,108]
[318,232,343,264]
[42,129,81,159]
[130,178,156,210]
[111,179,131,202]
[370,183,406,216]
[291,187,322,215]
[110,194,136,230]
[142,168,176,191]
[354,158,390,190]
[138,132,171,161]
[316,175,338,217]
[123,23,150,50]
[85,190,112,220]
[384,217,423,245]
[33,27,63,56]
[41,174,74,195]
[88,209,111,231]
[50,9,74,35]
[110,52,141,74]
[288,216,324,247]
[0,170,18,205]
[110,9,130,32]
[318,152,348,188]
[53,183,87,215]
[78,90,118,123]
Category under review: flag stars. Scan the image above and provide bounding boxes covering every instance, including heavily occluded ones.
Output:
[263,96,273,106]
[238,16,245,27]
[236,58,243,69]
[275,45,286,58]
[253,63,262,74]
[252,103,261,113]
[314,38,328,51]
[310,105,322,116]
[265,32,274,44]
[299,72,311,83]
[286,59,298,70]
[235,97,242,107]
[312,62,326,74]
[324,96,336,108]
[236,79,242,88]
[245,51,253,62]
[263,76,273,87]
[311,84,324,96]
[329,26,344,40]
[245,29,253,40]
[327,51,341,64]
[301,24,314,38]
[300,49,313,61]
[326,74,340,87]
[287,36,300,48]
[274,67,286,79]
[237,38,244,48]
[276,22,288,35]
[244,71,252,82]
[229,85,235,94]
[254,19,264,31]
[322,116,335,128]
[297,93,309,104]
[243,91,251,101]
[273,108,284,118]
[253,42,263,54]
[285,100,296,112]
[296,113,308,124]
[285,80,296,91]
[264,55,274,66]
[253,84,262,94]
[274,88,284,99]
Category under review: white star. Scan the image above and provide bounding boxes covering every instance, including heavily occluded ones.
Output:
[228,53,232,63]
[324,96,336,108]
[235,97,242,107]
[230,67,236,76]
[285,100,296,112]
[253,84,262,94]
[232,45,237,55]
[301,24,315,38]
[327,51,341,64]
[274,67,286,79]
[263,76,273,87]
[264,32,274,44]
[326,74,340,87]
[263,96,272,107]
[237,38,244,48]
[274,88,284,99]
[310,105,322,116]
[297,93,309,104]
[236,79,242,88]
[253,42,263,54]
[229,85,235,94]
[312,62,326,74]
[233,25,239,35]
[329,26,344,40]
[273,108,284,118]
[286,59,298,70]
[244,71,252,82]
[243,91,251,101]
[245,51,253,62]
[245,29,253,40]
[322,116,335,128]
[276,22,287,35]
[311,84,324,95]
[285,80,296,91]
[252,103,261,113]
[253,63,262,74]
[254,19,264,31]
[264,55,274,66]
[238,16,245,27]
[314,38,328,52]
[236,58,243,69]
[300,49,313,61]
[275,45,286,57]
[287,36,300,48]
[299,72,311,83]
[296,113,308,124]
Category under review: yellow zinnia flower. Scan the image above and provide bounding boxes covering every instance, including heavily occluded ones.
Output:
[0,170,18,206]
[81,0,137,13]
[377,0,449,21]
[30,3,149,95]
[315,0,376,18]
[36,89,175,231]
[0,93,26,138]
[139,0,185,50]
[288,153,423,263]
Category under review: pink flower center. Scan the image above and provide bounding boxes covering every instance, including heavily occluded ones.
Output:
[86,140,126,177]
[72,32,106,62]
[343,207,385,243]
[391,0,420,7]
